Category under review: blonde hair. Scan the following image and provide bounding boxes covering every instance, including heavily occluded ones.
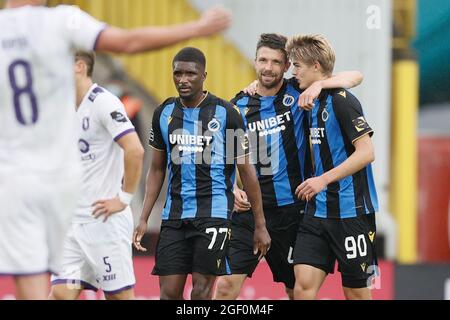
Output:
[286,34,336,75]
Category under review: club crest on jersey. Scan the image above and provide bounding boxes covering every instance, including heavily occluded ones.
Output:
[110,111,128,123]
[207,118,221,132]
[283,94,295,107]
[82,117,90,131]
[322,109,329,122]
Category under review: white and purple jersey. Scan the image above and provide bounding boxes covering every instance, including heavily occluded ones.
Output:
[0,5,106,177]
[74,84,135,223]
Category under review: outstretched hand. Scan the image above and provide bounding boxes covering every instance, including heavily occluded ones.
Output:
[198,6,233,36]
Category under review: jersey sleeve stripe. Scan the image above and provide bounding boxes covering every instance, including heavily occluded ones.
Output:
[93,25,108,51]
[351,130,374,144]
[113,128,136,142]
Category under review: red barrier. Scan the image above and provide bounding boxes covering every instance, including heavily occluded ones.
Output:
[0,257,393,300]
[418,136,450,262]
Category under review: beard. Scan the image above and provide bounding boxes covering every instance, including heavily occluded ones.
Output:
[258,72,284,90]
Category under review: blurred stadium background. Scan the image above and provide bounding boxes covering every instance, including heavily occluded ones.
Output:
[1,0,449,300]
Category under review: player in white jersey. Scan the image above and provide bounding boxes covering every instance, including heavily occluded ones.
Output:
[49,52,143,300]
[0,0,231,299]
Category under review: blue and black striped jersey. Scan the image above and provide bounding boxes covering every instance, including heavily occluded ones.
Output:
[232,78,311,208]
[307,89,379,219]
[149,92,249,220]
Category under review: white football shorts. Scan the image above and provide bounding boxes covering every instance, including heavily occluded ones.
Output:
[0,173,80,275]
[51,207,135,294]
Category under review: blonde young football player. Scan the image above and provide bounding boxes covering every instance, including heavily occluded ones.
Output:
[48,52,143,300]
[288,35,378,300]
[0,0,231,300]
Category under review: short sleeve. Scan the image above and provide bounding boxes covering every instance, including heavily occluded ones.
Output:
[230,93,242,106]
[230,93,250,128]
[95,93,135,142]
[332,90,374,144]
[227,105,250,159]
[149,106,166,151]
[56,5,107,51]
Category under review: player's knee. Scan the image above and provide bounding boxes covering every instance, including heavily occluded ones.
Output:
[191,282,214,300]
[160,286,184,300]
[295,277,313,291]
[160,290,183,300]
[48,285,77,300]
[48,287,64,300]
[191,286,213,300]
[215,277,240,300]
[343,287,371,300]
[285,287,294,300]
[293,283,305,298]
[293,279,317,300]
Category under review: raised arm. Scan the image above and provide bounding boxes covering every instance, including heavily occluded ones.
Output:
[323,71,364,90]
[299,71,364,109]
[96,6,232,54]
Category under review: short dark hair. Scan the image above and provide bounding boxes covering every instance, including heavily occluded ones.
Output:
[256,33,289,62]
[172,47,206,69]
[75,51,96,77]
